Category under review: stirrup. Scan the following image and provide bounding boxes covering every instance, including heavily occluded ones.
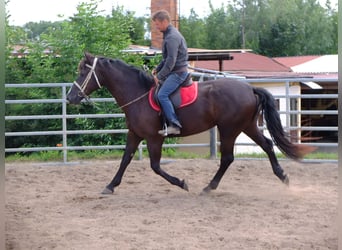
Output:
[159,123,168,136]
[158,124,180,136]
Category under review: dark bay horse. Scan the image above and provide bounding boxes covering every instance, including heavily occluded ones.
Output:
[67,53,313,194]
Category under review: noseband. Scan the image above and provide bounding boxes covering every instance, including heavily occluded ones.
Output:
[73,57,102,99]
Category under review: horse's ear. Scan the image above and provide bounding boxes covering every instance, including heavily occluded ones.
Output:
[84,52,93,62]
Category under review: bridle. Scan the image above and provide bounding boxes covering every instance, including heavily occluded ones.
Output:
[72,57,102,100]
[71,56,150,109]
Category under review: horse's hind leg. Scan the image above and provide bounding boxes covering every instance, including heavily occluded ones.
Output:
[202,134,235,193]
[244,125,289,185]
[102,131,143,194]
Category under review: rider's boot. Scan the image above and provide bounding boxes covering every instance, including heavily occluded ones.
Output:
[158,120,182,136]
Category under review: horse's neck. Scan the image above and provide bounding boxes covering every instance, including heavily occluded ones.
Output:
[104,66,148,108]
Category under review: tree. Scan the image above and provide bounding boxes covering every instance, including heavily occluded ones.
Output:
[179,9,206,48]
[130,16,150,46]
[23,21,61,40]
[258,0,337,56]
[296,0,337,55]
[205,3,237,49]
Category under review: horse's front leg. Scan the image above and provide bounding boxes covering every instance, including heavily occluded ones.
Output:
[101,131,143,194]
[147,139,189,191]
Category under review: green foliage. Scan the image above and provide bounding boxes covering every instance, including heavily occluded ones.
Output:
[23,21,60,40]
[205,4,233,49]
[179,9,207,48]
[258,0,337,56]
[5,149,126,162]
[130,16,150,46]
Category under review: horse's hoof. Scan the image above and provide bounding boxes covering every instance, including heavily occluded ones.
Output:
[201,185,212,195]
[101,187,114,195]
[182,179,189,191]
[283,174,290,186]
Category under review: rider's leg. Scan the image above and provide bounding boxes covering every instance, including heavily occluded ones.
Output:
[157,72,188,128]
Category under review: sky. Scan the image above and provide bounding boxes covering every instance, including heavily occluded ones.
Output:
[6,0,229,26]
[6,0,338,26]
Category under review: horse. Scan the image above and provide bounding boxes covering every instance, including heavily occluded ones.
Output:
[67,52,314,194]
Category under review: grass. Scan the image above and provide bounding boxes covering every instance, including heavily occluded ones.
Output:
[235,152,337,160]
[5,149,337,163]
[5,150,122,162]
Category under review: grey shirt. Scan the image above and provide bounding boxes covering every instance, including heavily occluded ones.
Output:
[156,25,188,81]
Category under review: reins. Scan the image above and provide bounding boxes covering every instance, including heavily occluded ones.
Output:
[116,91,150,110]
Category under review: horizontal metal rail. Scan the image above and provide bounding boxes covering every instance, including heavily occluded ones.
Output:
[6,114,125,120]
[5,125,337,137]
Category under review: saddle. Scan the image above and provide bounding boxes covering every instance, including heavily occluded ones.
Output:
[149,73,198,112]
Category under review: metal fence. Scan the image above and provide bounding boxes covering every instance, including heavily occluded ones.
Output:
[5,74,338,163]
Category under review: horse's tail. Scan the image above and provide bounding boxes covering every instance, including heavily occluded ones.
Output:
[253,87,315,160]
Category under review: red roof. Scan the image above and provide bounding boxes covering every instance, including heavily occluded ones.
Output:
[190,51,310,78]
[193,52,291,72]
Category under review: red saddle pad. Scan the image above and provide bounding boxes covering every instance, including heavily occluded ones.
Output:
[149,82,198,112]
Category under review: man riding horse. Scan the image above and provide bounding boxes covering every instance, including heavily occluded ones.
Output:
[152,10,189,136]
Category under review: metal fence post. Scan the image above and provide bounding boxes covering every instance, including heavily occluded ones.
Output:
[209,127,217,159]
[62,85,68,163]
[285,81,290,132]
[138,142,143,160]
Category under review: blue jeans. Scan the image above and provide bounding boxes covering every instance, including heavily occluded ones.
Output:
[157,72,188,127]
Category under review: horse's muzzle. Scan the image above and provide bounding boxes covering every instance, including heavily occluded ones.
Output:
[66,94,82,104]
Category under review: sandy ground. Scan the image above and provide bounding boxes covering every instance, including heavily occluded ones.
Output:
[5,158,338,250]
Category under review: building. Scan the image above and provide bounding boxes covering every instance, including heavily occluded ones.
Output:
[274,55,338,145]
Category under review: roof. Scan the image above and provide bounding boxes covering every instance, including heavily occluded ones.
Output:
[193,51,292,73]
[9,45,29,57]
[190,51,304,78]
[9,44,53,58]
[273,55,338,73]
[292,55,338,73]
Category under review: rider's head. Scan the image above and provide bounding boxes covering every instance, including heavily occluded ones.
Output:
[152,10,171,32]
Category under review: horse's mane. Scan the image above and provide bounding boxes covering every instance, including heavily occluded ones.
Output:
[106,58,155,90]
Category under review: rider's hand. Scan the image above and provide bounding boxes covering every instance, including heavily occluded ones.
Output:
[154,75,159,85]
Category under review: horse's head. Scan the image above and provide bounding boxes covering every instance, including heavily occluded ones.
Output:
[67,52,102,104]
